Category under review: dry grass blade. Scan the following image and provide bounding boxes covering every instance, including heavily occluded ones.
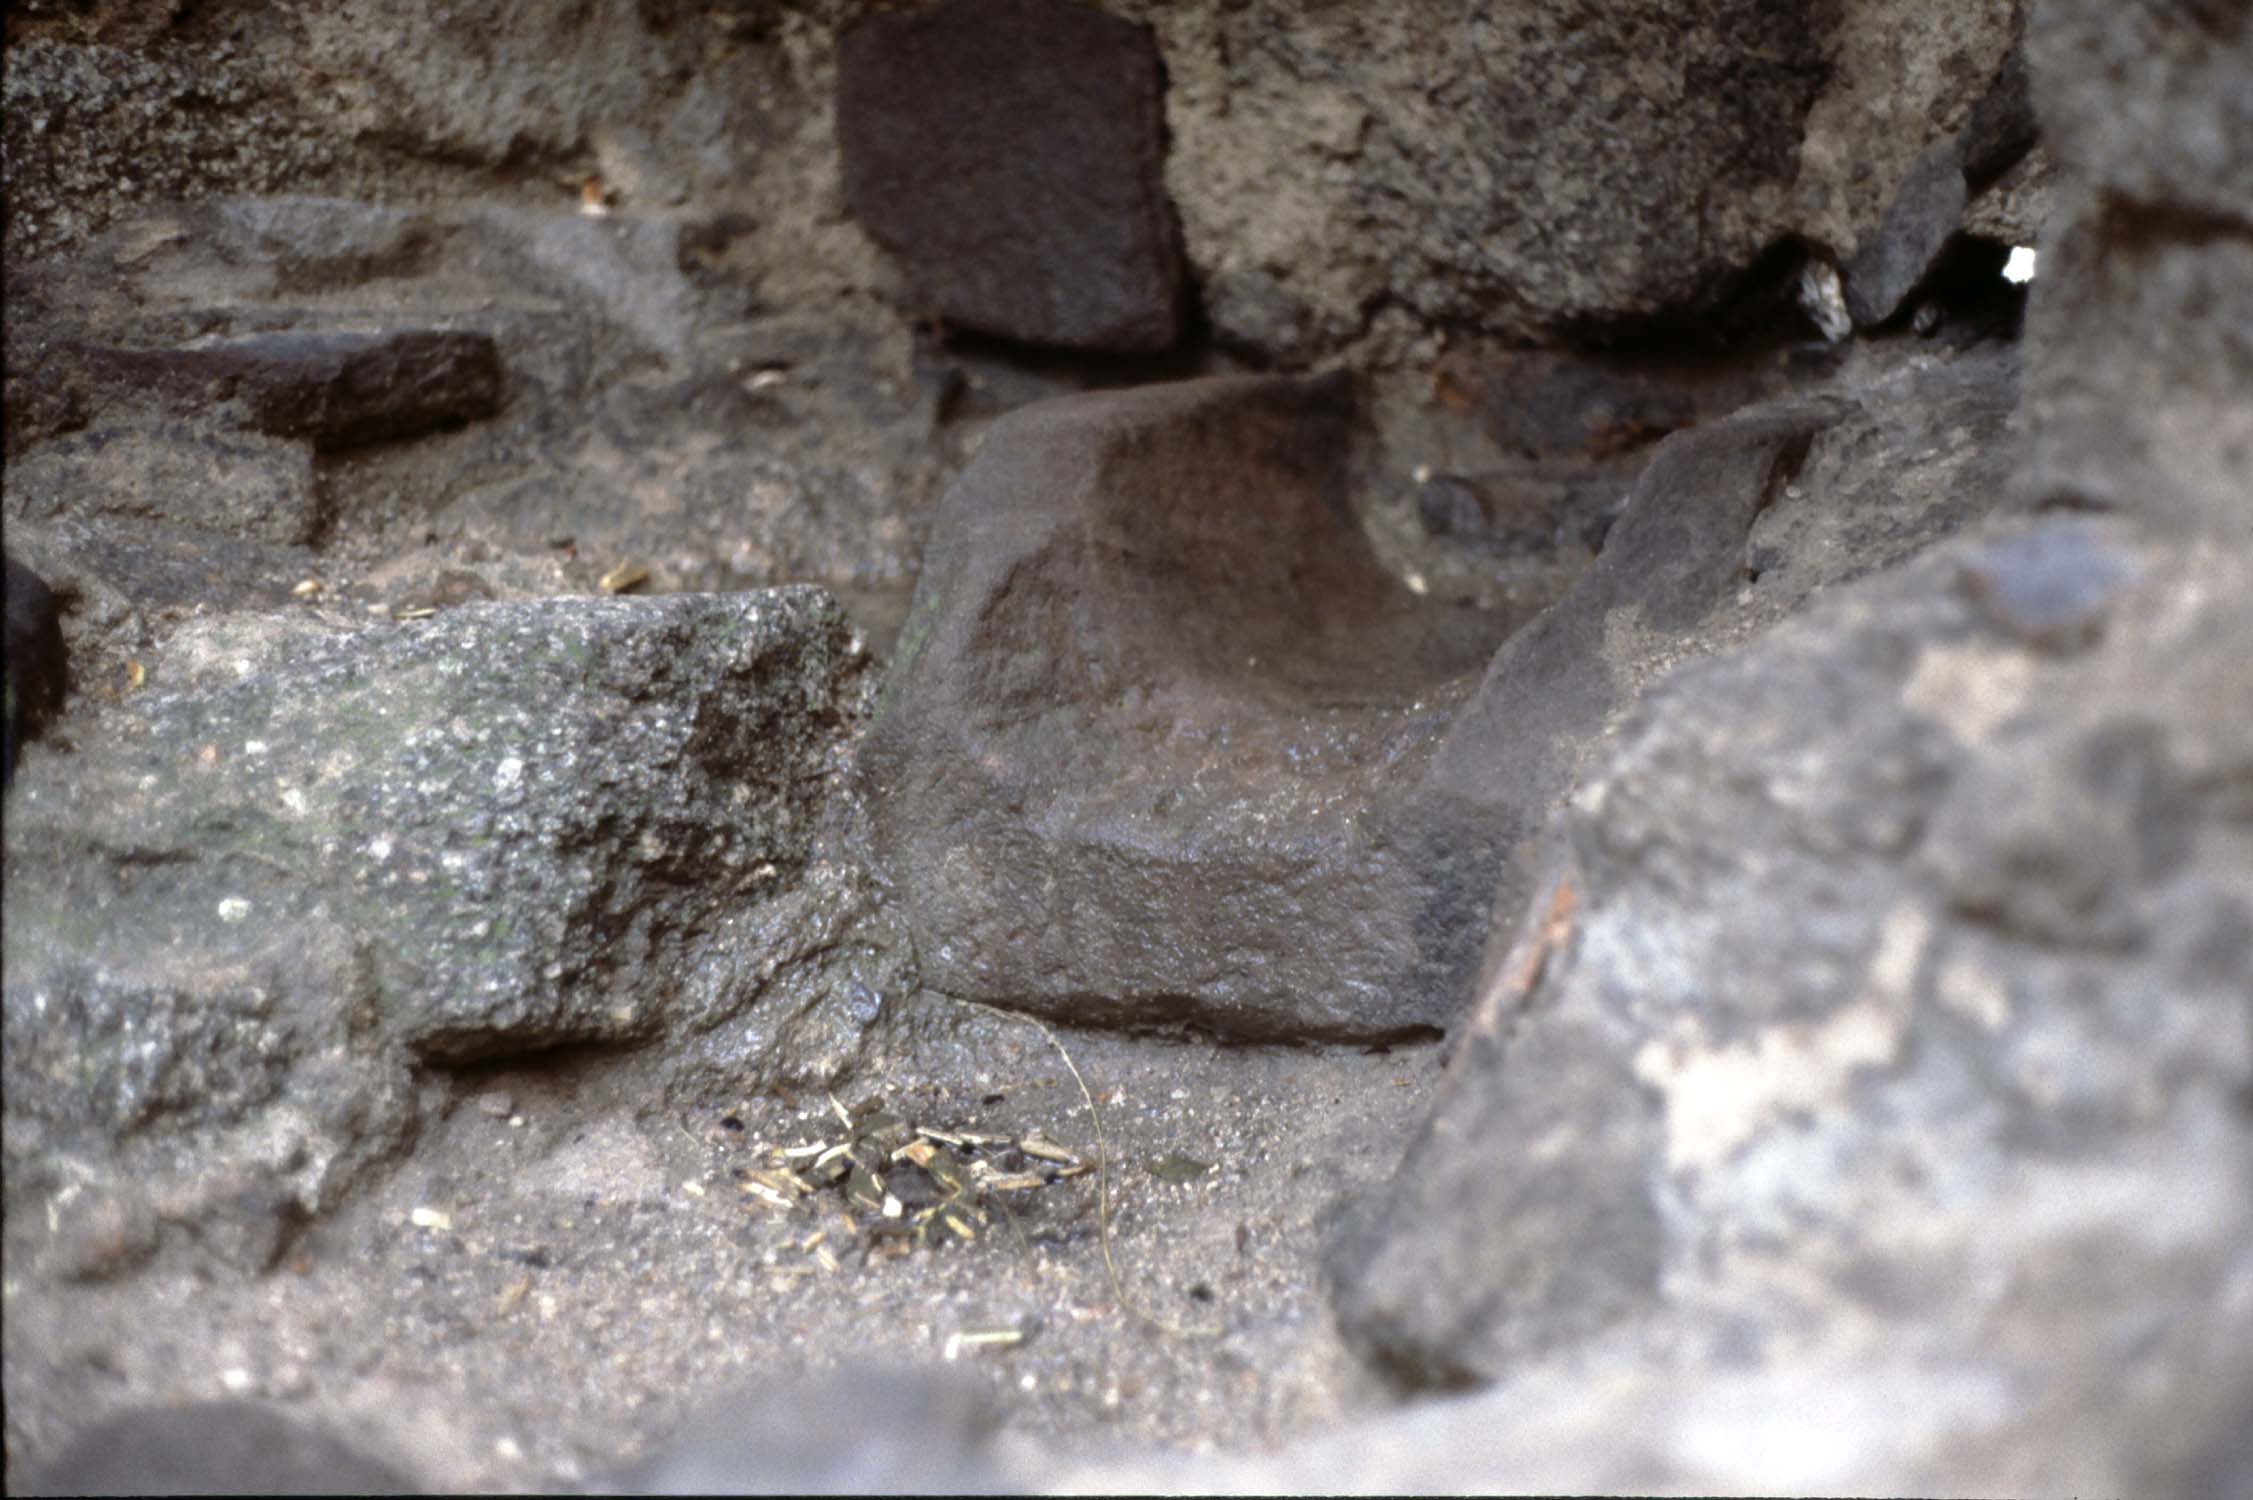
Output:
[956,999,1222,1341]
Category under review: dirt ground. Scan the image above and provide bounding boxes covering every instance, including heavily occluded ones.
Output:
[3,993,1444,1490]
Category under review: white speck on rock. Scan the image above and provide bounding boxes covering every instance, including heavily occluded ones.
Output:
[495,756,524,790]
[368,836,394,862]
[216,897,251,923]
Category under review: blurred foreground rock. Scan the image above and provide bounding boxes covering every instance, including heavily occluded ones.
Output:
[1314,4,2253,1492]
[14,1400,417,1497]
[2021,0,2253,531]
[619,1367,1011,1496]
[1327,520,2253,1488]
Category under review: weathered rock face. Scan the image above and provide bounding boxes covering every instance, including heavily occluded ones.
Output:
[1840,27,2042,333]
[1151,0,2025,358]
[862,373,1511,1040]
[1,191,964,692]
[2,587,890,1271]
[7,424,323,546]
[1325,519,2253,1490]
[838,0,1183,353]
[4,1,2038,370]
[2022,0,2253,532]
[2,0,2184,1493]
[1307,8,2252,1491]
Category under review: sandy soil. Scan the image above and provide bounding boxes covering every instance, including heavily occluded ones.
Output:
[4,995,1443,1490]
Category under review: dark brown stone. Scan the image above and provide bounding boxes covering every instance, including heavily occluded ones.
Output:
[861,374,1512,1041]
[838,0,1183,354]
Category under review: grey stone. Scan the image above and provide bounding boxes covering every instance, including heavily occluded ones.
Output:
[838,0,1183,353]
[8,587,868,1063]
[1960,40,2037,190]
[1323,521,2253,1498]
[1322,978,1666,1388]
[3,586,886,1267]
[0,513,322,702]
[2021,0,2253,530]
[1845,138,1970,328]
[1428,347,1762,463]
[5,423,319,545]
[1741,341,2025,606]
[16,1400,418,1496]
[0,38,342,262]
[1159,0,2016,357]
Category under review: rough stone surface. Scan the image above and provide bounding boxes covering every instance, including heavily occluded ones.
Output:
[863,373,1511,1041]
[1429,346,1794,464]
[1960,36,2037,190]
[6,424,320,546]
[0,35,344,262]
[838,0,1183,353]
[2,586,887,1272]
[1741,341,2025,605]
[2021,0,2253,531]
[867,343,2028,1043]
[2,0,2038,369]
[0,514,324,707]
[1149,0,2021,358]
[4,1,2212,1495]
[14,1400,419,1496]
[1323,518,2253,1486]
[0,193,967,641]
